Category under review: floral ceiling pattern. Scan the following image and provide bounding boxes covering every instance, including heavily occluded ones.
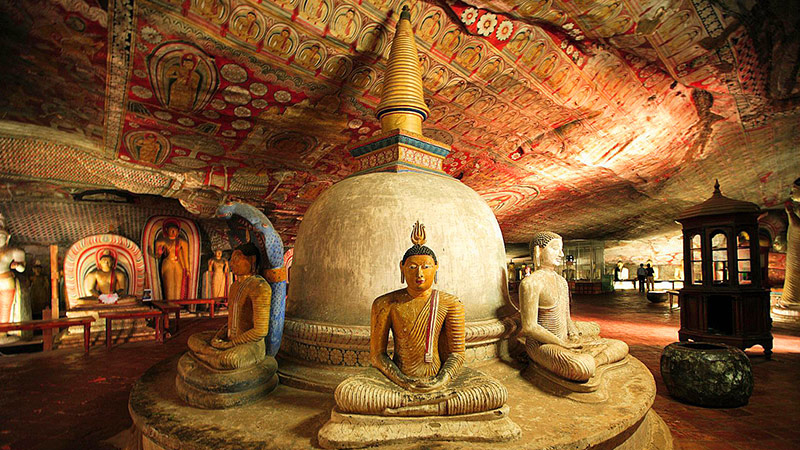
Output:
[0,0,798,244]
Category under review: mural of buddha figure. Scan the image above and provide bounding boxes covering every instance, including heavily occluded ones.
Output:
[332,222,507,416]
[520,232,629,384]
[154,220,190,300]
[177,243,278,408]
[165,54,201,112]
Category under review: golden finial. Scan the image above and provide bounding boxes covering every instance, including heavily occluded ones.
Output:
[375,5,430,135]
[410,221,426,246]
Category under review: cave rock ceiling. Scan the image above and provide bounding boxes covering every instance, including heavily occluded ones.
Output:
[0,0,798,244]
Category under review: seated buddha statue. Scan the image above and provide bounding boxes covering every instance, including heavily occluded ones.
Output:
[520,232,629,385]
[176,243,278,409]
[77,249,136,306]
[332,222,508,416]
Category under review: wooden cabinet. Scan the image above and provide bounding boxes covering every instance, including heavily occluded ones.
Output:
[676,182,772,356]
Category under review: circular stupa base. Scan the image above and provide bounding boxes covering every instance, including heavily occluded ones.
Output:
[128,355,672,450]
[772,303,800,317]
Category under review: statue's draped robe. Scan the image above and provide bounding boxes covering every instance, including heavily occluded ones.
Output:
[335,290,506,416]
[188,275,271,370]
[524,270,628,382]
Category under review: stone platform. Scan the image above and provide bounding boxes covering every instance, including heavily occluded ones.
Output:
[128,354,672,449]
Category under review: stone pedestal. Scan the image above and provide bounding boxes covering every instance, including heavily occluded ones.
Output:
[127,355,672,450]
[175,350,278,409]
[318,406,519,449]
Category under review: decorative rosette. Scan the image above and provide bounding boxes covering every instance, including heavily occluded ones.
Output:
[461,7,478,25]
[496,20,513,41]
[476,13,497,36]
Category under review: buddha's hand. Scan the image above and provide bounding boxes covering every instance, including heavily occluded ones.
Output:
[409,375,448,392]
[211,338,234,349]
[563,340,583,350]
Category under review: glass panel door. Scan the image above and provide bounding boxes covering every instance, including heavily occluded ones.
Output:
[691,234,703,285]
[737,231,752,285]
[711,232,728,284]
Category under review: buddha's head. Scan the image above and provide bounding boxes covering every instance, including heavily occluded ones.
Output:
[96,249,116,273]
[231,242,259,276]
[400,221,438,294]
[214,249,223,259]
[164,220,181,240]
[180,53,196,70]
[530,231,563,270]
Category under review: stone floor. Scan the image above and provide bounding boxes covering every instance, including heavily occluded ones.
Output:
[0,290,798,450]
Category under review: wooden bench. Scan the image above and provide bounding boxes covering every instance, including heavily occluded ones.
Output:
[99,310,164,349]
[151,301,181,333]
[0,317,95,353]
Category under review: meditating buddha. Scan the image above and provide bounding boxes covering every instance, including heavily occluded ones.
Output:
[175,243,278,409]
[320,223,518,448]
[78,249,135,306]
[520,232,629,385]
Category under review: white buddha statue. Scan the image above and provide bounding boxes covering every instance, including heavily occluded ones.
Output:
[519,231,628,383]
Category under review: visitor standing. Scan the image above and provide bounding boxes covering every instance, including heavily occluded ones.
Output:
[637,264,646,293]
[645,263,655,292]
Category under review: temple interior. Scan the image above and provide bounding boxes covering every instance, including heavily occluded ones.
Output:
[1,0,799,449]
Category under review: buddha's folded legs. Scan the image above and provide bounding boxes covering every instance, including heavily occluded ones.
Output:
[586,338,629,367]
[526,337,629,383]
[527,340,596,382]
[334,367,507,416]
[187,330,266,370]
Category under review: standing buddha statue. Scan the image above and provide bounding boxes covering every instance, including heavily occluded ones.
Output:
[519,231,629,386]
[154,220,190,300]
[204,249,229,299]
[0,217,25,343]
[176,243,277,409]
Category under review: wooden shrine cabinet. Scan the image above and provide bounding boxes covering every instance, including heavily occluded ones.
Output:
[676,181,773,357]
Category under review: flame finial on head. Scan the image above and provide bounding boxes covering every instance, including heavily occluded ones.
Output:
[410,221,426,246]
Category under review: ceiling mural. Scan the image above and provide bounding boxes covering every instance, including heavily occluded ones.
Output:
[0,0,798,245]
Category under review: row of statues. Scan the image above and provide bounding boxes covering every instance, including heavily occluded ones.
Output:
[177,221,628,447]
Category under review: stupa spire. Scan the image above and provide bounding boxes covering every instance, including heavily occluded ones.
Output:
[376,6,430,135]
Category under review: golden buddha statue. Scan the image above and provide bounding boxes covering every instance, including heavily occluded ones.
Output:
[176,243,278,409]
[333,222,507,416]
[320,223,519,447]
[154,220,190,301]
[78,248,135,306]
[520,232,629,386]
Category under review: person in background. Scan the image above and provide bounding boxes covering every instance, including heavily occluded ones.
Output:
[637,264,647,293]
[645,263,655,292]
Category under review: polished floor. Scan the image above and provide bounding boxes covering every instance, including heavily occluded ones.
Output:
[0,290,798,450]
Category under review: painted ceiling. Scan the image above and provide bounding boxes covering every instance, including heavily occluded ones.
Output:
[0,0,798,245]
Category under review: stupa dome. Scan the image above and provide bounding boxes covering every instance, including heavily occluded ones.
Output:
[288,171,509,324]
[280,170,516,390]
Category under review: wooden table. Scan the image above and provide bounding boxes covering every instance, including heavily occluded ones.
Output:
[171,298,220,318]
[0,317,95,353]
[99,310,164,349]
[151,301,181,333]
